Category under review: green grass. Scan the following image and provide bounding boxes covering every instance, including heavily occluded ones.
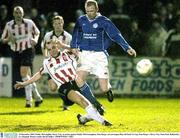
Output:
[0,97,179,132]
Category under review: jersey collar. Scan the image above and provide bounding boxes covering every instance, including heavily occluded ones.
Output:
[53,30,64,37]
[86,12,101,21]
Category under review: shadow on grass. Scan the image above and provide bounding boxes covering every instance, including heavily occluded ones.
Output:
[1,124,94,132]
[0,110,58,115]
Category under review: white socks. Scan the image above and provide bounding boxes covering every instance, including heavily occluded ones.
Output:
[31,82,42,101]
[22,76,32,102]
[22,76,42,102]
[85,105,104,124]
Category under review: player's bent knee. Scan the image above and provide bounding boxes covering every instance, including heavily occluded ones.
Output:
[75,78,85,87]
[50,87,57,92]
[48,80,57,92]
[50,86,57,92]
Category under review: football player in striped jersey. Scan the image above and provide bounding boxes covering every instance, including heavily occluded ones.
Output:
[1,6,43,107]
[41,15,72,110]
[14,40,112,126]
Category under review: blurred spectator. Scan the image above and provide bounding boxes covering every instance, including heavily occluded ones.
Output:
[1,0,179,57]
[112,0,124,14]
[0,5,9,33]
[107,0,131,56]
[157,6,168,30]
[95,0,116,16]
[0,5,11,57]
[165,2,176,30]
[163,16,180,58]
[30,8,40,28]
[36,14,49,54]
[109,0,130,37]
[144,15,168,56]
[127,19,145,55]
[66,22,75,34]
[75,9,84,18]
[123,0,153,32]
[109,0,129,22]
[38,14,49,38]
[152,1,163,14]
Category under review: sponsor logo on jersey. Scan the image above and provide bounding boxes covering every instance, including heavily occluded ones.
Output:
[83,33,97,39]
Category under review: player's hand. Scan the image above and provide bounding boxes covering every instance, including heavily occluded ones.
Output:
[56,40,66,49]
[45,40,52,49]
[71,48,79,57]
[30,38,37,47]
[127,48,136,57]
[14,81,25,90]
[8,33,16,44]
[46,39,63,49]
[56,40,70,50]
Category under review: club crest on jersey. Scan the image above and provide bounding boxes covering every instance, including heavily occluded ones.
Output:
[93,23,98,28]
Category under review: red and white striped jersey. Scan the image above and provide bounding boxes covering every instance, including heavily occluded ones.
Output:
[1,18,40,52]
[40,51,77,87]
[41,30,72,50]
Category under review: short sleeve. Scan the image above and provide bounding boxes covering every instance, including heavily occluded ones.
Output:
[39,60,48,74]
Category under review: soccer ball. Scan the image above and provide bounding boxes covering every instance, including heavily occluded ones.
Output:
[136,59,153,76]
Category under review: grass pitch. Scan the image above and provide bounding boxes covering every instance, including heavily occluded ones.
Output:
[0,97,179,132]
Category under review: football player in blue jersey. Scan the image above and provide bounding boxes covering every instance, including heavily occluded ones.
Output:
[70,0,136,103]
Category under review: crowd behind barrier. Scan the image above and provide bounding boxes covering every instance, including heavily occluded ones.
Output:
[0,0,180,97]
[0,0,180,57]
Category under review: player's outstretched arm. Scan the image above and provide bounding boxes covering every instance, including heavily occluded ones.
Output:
[14,71,42,89]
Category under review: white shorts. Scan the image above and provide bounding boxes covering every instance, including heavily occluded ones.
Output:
[77,51,109,79]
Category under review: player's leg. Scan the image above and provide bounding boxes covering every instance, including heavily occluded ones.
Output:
[76,114,92,125]
[67,89,112,126]
[28,69,43,107]
[76,71,97,105]
[92,52,114,102]
[48,78,58,92]
[21,48,43,107]
[31,81,43,107]
[99,78,113,102]
[47,76,69,110]
[20,66,33,107]
[76,70,105,115]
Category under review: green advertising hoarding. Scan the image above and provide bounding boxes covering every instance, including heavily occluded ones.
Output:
[33,56,180,96]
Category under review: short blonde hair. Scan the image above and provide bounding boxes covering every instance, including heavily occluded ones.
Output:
[85,0,99,10]
[52,15,63,21]
[52,15,64,24]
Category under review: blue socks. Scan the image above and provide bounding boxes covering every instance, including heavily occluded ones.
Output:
[79,83,97,104]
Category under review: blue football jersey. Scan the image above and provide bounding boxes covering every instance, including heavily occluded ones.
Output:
[70,14,132,52]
